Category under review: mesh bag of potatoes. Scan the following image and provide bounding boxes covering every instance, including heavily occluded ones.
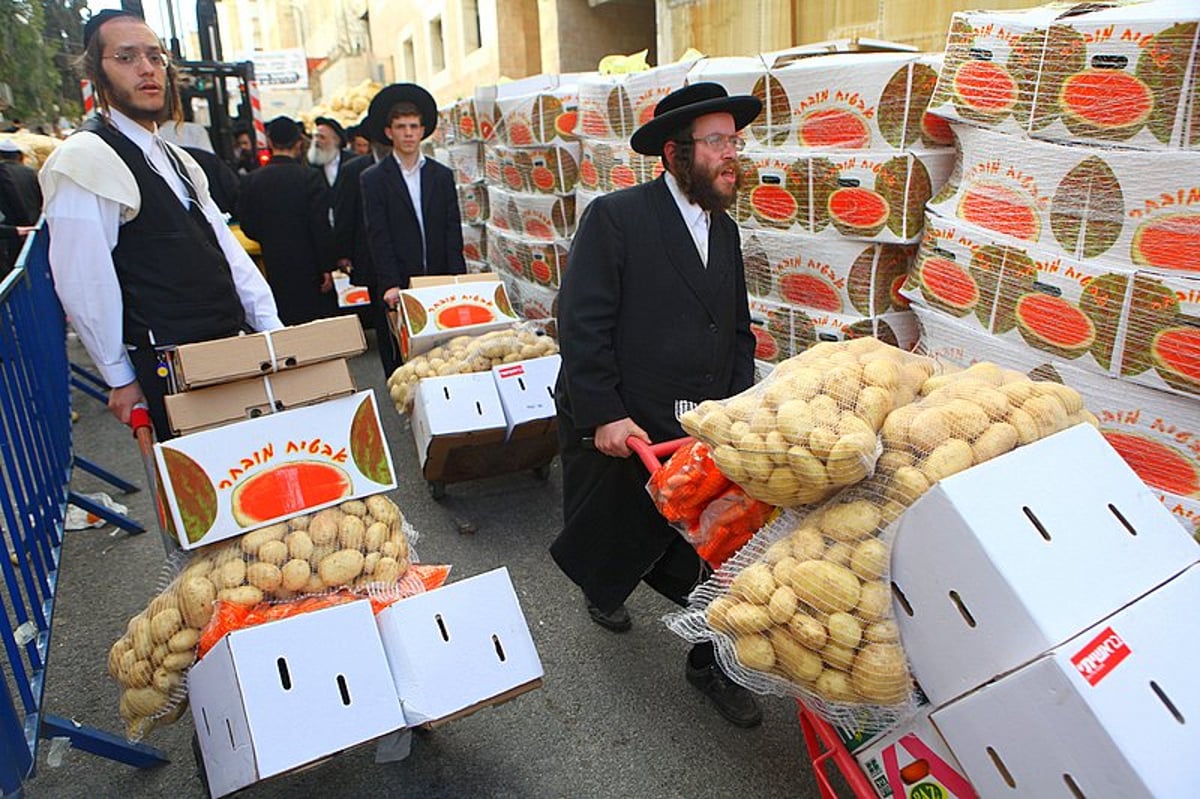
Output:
[386,322,558,414]
[679,338,937,508]
[666,361,1094,733]
[108,493,418,740]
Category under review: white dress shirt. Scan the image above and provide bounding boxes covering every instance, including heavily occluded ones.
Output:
[664,171,709,267]
[43,108,281,388]
[394,152,426,270]
[323,155,339,187]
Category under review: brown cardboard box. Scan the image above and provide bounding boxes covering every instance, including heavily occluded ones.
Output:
[170,316,366,390]
[164,359,356,435]
[392,273,519,361]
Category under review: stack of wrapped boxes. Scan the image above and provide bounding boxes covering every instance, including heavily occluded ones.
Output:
[904,0,1200,536]
[426,100,489,273]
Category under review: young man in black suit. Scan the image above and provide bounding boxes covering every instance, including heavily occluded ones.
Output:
[550,83,762,728]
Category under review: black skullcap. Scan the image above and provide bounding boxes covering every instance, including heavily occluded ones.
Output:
[265,116,302,148]
[83,9,143,49]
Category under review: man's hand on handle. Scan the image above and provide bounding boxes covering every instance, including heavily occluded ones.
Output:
[108,381,146,426]
[594,417,650,458]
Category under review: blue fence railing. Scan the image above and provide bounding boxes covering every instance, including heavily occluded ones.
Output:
[0,227,166,797]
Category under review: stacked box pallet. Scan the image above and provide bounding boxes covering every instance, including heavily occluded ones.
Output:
[906,0,1200,535]
[427,99,489,273]
[688,49,956,374]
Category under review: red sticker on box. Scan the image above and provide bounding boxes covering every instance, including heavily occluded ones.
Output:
[1071,627,1131,686]
[498,365,525,378]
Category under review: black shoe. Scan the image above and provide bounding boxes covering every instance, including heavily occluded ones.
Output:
[686,661,763,728]
[586,600,632,632]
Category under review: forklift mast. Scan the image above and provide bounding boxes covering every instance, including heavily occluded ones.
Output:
[174,60,264,165]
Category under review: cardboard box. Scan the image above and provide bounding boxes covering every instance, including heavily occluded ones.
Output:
[461,222,487,263]
[485,185,575,241]
[155,390,396,549]
[485,224,568,289]
[457,182,489,225]
[932,564,1200,798]
[409,372,507,477]
[492,355,560,439]
[854,707,977,799]
[891,423,1199,706]
[394,273,519,360]
[495,271,559,323]
[482,142,581,195]
[446,141,484,184]
[493,79,580,148]
[170,316,366,390]
[578,138,661,192]
[164,358,355,435]
[331,271,370,309]
[189,600,406,798]
[576,58,696,142]
[375,568,543,726]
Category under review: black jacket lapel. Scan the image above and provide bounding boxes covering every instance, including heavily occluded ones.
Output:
[650,177,718,320]
[384,156,417,220]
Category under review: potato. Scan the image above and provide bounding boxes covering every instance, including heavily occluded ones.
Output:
[907,406,952,453]
[162,649,197,671]
[153,666,183,694]
[373,556,404,584]
[180,577,216,628]
[280,559,311,592]
[247,562,283,593]
[318,549,366,586]
[852,643,910,703]
[257,539,288,566]
[865,620,900,644]
[854,386,892,430]
[880,404,918,451]
[888,465,931,505]
[741,451,774,483]
[1023,394,1068,438]
[1039,382,1083,415]
[825,434,874,485]
[149,643,168,668]
[286,530,314,562]
[768,585,799,624]
[706,596,739,634]
[148,608,182,643]
[363,551,381,575]
[124,659,153,689]
[734,634,776,671]
[338,514,367,549]
[815,667,860,702]
[364,522,388,553]
[769,629,822,683]
[239,523,287,554]
[821,642,855,672]
[121,686,170,718]
[786,446,829,491]
[809,394,841,428]
[303,574,325,594]
[823,364,863,408]
[772,556,800,588]
[340,499,367,517]
[147,589,179,617]
[944,398,990,440]
[308,509,342,545]
[920,438,974,483]
[826,612,863,650]
[850,539,889,581]
[819,500,881,543]
[862,358,900,390]
[789,526,825,561]
[167,627,200,653]
[365,495,401,526]
[1008,407,1040,444]
[216,558,247,589]
[776,401,814,445]
[791,560,861,614]
[972,422,1019,463]
[748,407,777,435]
[129,616,154,659]
[698,408,734,445]
[725,601,773,633]
[712,445,748,483]
[764,538,794,565]
[108,640,130,680]
[287,513,311,531]
[731,563,776,604]
[823,542,853,568]
[217,586,263,606]
[856,581,892,621]
[788,612,827,650]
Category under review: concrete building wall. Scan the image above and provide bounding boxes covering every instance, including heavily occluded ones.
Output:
[549,0,655,75]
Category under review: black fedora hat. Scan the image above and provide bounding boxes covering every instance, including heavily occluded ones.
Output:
[313,116,347,145]
[362,83,438,145]
[630,82,762,156]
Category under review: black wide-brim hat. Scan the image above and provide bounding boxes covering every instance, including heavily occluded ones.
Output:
[314,116,347,145]
[266,116,302,148]
[363,83,438,145]
[630,82,762,156]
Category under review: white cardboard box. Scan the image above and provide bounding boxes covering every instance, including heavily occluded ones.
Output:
[375,567,544,726]
[854,707,977,799]
[409,372,508,477]
[931,563,1200,798]
[189,600,406,798]
[492,355,560,439]
[891,423,1199,706]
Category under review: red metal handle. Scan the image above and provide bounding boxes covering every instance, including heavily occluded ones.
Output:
[129,405,152,436]
[627,436,693,475]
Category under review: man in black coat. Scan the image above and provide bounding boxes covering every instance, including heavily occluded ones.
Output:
[0,140,42,269]
[550,83,761,727]
[237,116,337,325]
[309,116,355,205]
[359,83,464,310]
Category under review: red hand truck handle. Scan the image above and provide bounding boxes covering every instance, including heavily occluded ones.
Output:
[626,436,692,475]
[129,405,153,436]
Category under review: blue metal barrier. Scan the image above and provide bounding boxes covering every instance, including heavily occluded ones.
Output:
[0,228,167,797]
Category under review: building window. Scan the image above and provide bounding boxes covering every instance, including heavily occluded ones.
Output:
[462,0,481,52]
[403,37,416,80]
[429,17,445,72]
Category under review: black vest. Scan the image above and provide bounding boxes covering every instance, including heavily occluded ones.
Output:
[84,117,244,346]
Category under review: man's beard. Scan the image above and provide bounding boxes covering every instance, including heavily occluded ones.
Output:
[308,142,337,166]
[686,157,741,213]
[104,81,166,125]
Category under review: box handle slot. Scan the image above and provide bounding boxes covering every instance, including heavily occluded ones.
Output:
[226,718,237,749]
[202,706,211,737]
[258,361,272,373]
[949,590,977,628]
[1151,680,1185,724]
[1109,504,1137,536]
[544,384,554,399]
[1063,773,1086,798]
[1022,506,1052,542]
[836,177,860,188]
[474,401,484,416]
[277,657,292,690]
[986,746,1016,788]
[517,377,527,392]
[435,613,450,642]
[492,634,507,662]
[968,47,994,62]
[1091,54,1128,71]
[891,582,913,617]
[337,674,352,706]
[283,355,297,367]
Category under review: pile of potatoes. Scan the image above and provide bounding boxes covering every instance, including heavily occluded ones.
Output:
[680,338,934,507]
[386,326,559,413]
[700,362,1093,709]
[110,494,409,739]
[299,80,383,132]
[1,132,59,169]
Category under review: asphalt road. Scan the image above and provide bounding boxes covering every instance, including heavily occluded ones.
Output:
[23,330,824,799]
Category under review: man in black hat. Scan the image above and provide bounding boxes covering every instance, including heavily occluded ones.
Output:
[550,82,761,727]
[360,83,464,313]
[309,116,353,197]
[237,116,337,326]
[346,124,372,157]
[41,9,281,439]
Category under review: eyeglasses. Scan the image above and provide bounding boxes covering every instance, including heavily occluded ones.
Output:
[104,48,170,69]
[689,133,746,152]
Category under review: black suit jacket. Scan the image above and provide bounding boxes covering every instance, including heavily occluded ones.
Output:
[182,146,240,217]
[360,155,465,291]
[332,153,375,285]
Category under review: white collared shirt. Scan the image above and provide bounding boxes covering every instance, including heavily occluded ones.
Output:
[323,154,338,187]
[43,108,281,388]
[393,151,427,270]
[664,171,709,267]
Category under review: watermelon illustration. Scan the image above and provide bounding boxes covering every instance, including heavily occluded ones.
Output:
[746,162,805,229]
[915,255,978,317]
[951,59,1017,122]
[847,317,900,349]
[1059,69,1153,141]
[401,294,428,334]
[507,118,534,147]
[751,324,780,362]
[921,112,955,148]
[1103,430,1200,498]
[742,235,772,298]
[828,186,889,238]
[1014,292,1095,359]
[1131,212,1200,272]
[779,272,843,312]
[230,461,354,528]
[555,111,578,139]
[1081,273,1177,375]
[1151,326,1200,396]
[605,85,635,138]
[531,94,566,142]
[610,162,637,190]
[1050,156,1123,259]
[1136,22,1197,145]
[878,62,939,149]
[957,181,1041,242]
[969,243,1034,333]
[751,74,790,146]
[847,245,912,315]
[1021,27,1083,131]
[878,156,930,240]
[579,150,600,190]
[797,108,870,149]
[494,285,514,318]
[161,448,217,544]
[435,302,496,330]
[580,108,611,139]
[350,394,392,485]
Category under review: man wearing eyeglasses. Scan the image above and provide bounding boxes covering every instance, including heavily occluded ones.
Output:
[40,10,281,440]
[551,83,761,727]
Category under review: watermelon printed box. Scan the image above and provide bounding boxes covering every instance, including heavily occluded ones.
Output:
[576,59,695,142]
[741,228,914,314]
[483,143,581,194]
[927,123,1200,273]
[461,223,487,263]
[457,182,488,225]
[796,308,920,352]
[446,142,484,185]
[770,52,951,152]
[396,275,519,360]
[686,57,778,146]
[485,224,568,290]
[930,1,1200,151]
[154,390,396,550]
[578,139,661,193]
[449,98,487,142]
[494,83,580,147]
[496,271,558,323]
[485,185,576,240]
[735,148,954,243]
